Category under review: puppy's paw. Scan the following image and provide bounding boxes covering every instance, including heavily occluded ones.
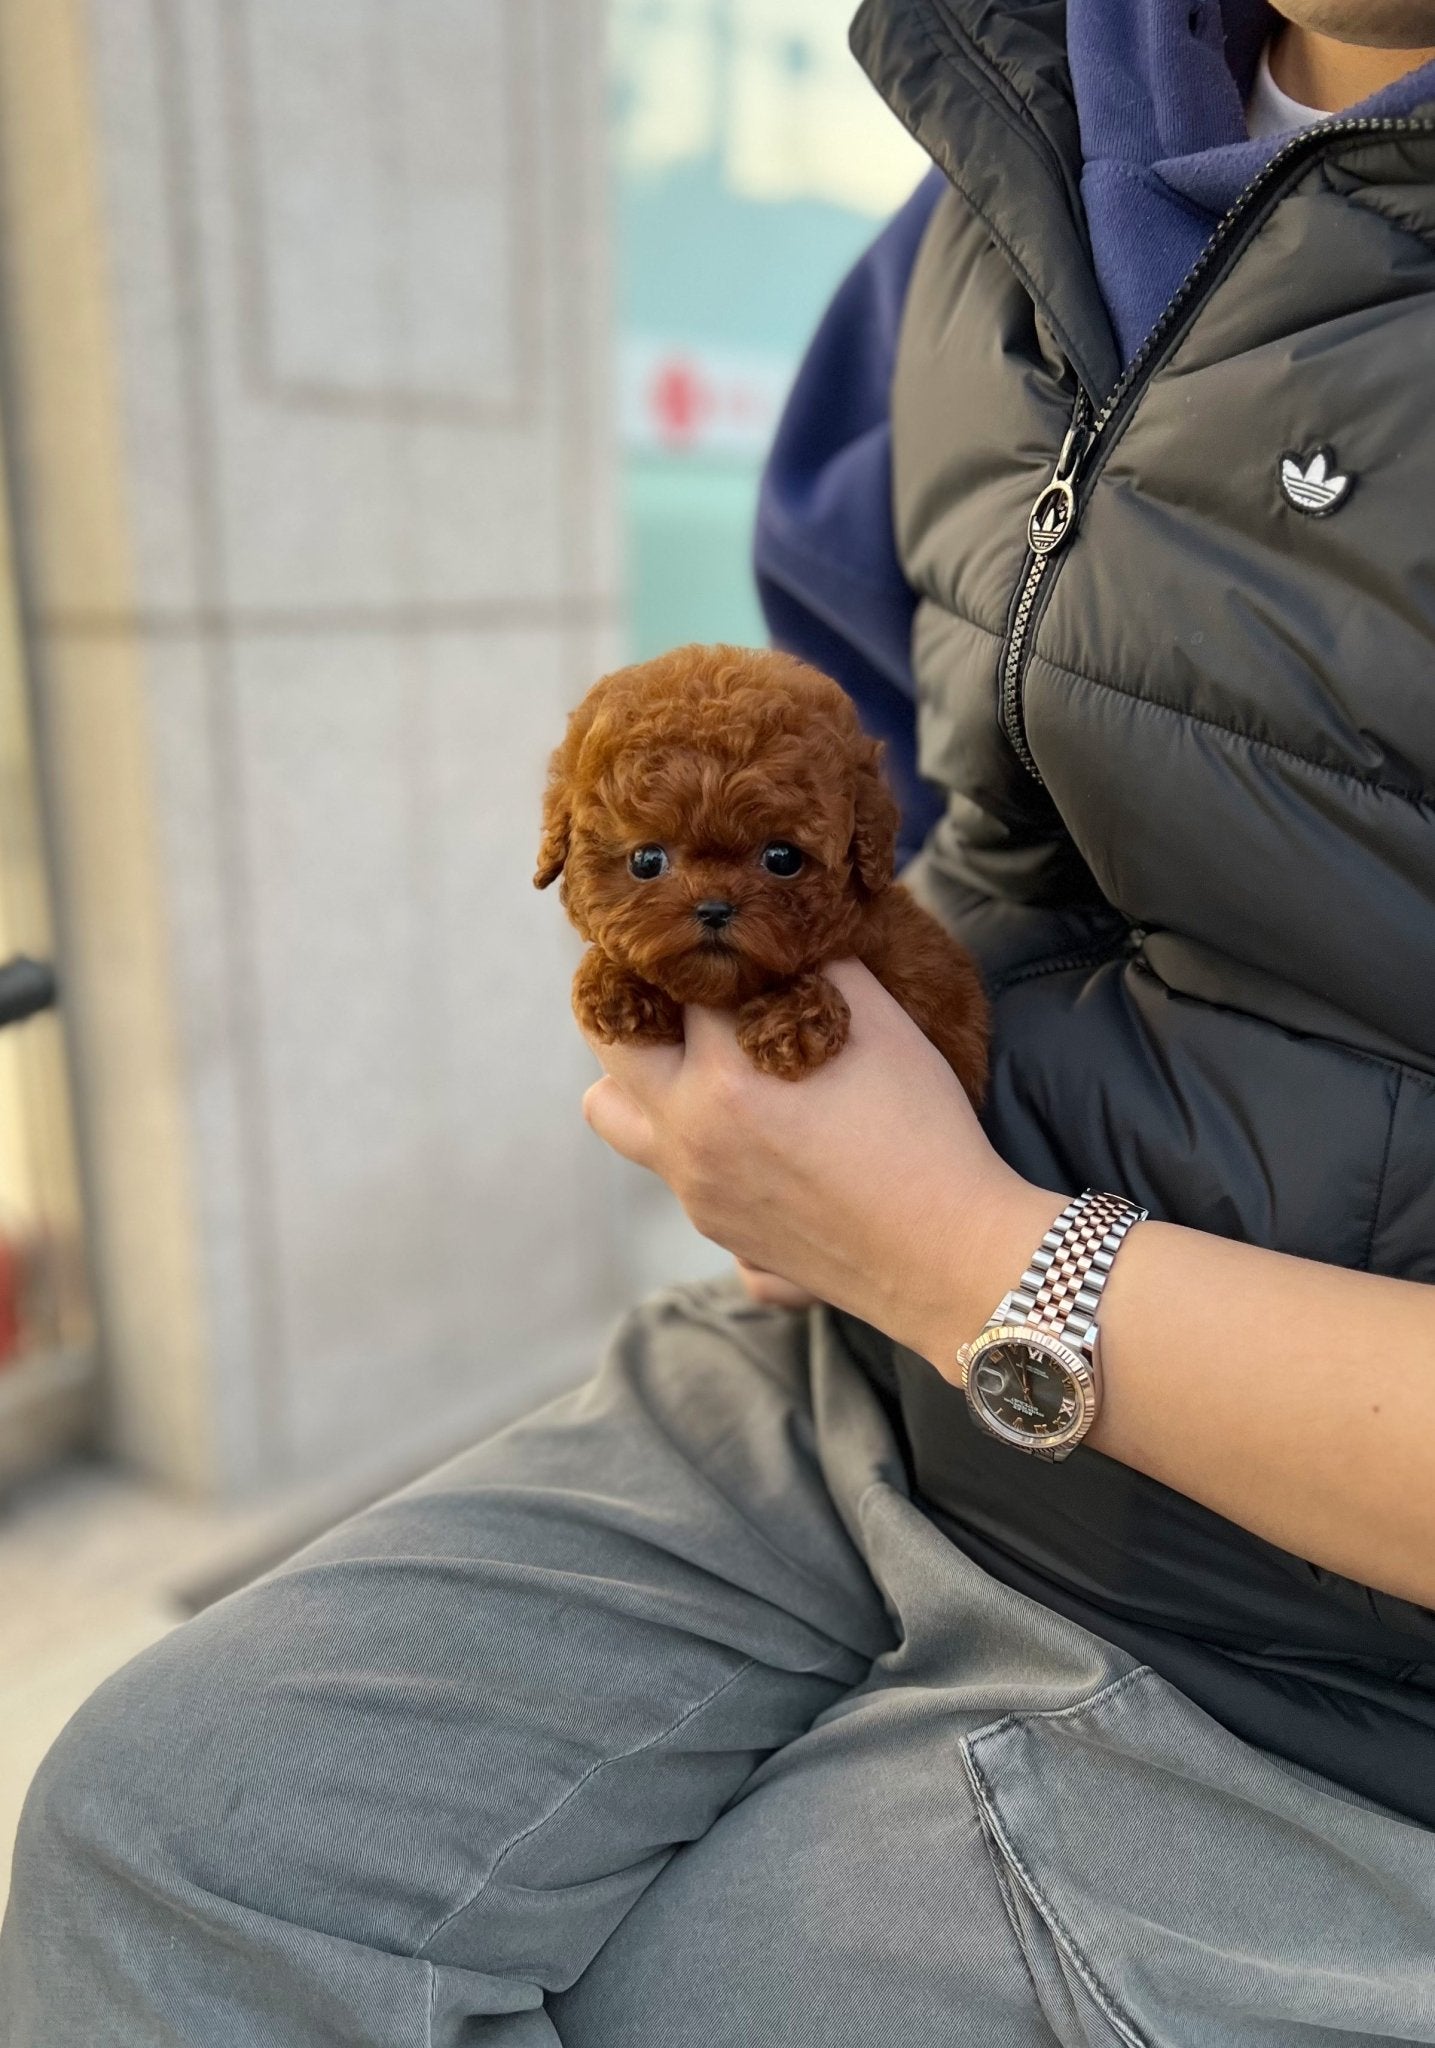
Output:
[736,974,850,1080]
[573,950,683,1045]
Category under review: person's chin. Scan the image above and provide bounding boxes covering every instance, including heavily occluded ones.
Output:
[1268,0,1435,50]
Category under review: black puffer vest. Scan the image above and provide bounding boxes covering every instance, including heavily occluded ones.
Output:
[838,0,1435,1824]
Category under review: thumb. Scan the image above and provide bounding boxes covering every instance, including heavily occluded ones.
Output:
[582,1075,656,1168]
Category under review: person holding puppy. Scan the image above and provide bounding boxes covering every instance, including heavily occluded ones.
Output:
[6,2,1435,2042]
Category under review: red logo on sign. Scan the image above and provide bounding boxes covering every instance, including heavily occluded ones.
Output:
[648,358,714,449]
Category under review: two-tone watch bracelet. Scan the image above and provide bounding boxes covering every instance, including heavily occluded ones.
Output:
[1010,1188,1150,1349]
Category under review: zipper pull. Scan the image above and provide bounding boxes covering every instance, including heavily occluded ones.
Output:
[1027,398,1093,558]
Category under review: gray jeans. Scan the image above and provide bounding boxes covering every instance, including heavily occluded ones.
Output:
[3,1272,1434,2046]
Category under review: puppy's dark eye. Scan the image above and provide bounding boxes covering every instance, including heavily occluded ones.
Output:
[760,842,804,878]
[628,845,669,881]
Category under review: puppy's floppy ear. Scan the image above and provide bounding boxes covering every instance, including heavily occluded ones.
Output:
[848,738,899,897]
[533,770,572,890]
[533,685,605,889]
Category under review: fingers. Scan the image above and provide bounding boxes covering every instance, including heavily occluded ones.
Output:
[579,1029,684,1108]
[820,955,891,1018]
[675,1000,741,1071]
[821,955,933,1057]
[580,972,878,1179]
[582,1076,656,1168]
[578,1005,737,1172]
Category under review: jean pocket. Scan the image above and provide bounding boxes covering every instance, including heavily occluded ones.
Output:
[961,1663,1435,2047]
[971,1743,1149,2048]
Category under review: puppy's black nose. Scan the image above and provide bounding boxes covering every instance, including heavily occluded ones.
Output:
[695,899,736,930]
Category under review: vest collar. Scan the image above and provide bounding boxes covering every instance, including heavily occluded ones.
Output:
[850,0,1123,399]
[851,0,1435,406]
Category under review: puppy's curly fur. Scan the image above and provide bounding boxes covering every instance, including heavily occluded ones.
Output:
[534,643,990,1099]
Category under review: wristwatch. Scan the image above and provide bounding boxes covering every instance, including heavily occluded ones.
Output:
[955,1188,1148,1461]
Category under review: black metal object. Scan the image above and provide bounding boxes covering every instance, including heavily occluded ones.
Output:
[0,955,56,1029]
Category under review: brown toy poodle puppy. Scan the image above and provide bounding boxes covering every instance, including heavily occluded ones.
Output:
[534,643,990,1104]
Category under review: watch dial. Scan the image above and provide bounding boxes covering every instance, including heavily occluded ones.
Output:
[970,1342,1080,1440]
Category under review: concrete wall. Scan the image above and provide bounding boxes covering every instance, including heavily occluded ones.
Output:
[0,0,630,1498]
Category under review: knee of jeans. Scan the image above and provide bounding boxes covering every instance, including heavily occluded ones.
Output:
[13,1614,238,1895]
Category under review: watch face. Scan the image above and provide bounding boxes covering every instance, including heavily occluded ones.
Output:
[967,1335,1085,1445]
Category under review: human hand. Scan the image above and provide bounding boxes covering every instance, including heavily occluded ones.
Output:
[578,957,1051,1368]
[731,1257,820,1310]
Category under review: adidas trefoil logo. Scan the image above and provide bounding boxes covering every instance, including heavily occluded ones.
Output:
[1027,480,1074,555]
[1279,445,1352,517]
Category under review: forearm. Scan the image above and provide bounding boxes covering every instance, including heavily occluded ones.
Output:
[579,940,1435,1606]
[910,1177,1435,1609]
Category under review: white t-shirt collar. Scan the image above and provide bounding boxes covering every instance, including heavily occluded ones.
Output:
[1245,40,1330,139]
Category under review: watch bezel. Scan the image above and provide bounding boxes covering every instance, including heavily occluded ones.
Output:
[958,1322,1097,1454]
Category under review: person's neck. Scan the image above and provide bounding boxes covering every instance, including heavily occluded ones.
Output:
[1269,19,1435,111]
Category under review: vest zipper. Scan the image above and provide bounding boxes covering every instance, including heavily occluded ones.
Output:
[999,390,1092,779]
[996,111,1435,785]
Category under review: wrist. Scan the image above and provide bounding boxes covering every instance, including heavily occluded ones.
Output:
[902,1173,1068,1381]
